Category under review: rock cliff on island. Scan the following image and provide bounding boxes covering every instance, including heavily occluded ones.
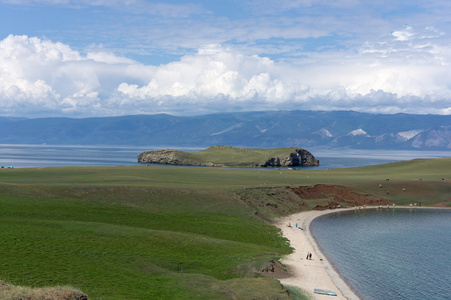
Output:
[260,148,319,167]
[137,146,319,168]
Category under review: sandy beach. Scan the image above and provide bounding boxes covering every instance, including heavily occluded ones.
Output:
[276,209,361,300]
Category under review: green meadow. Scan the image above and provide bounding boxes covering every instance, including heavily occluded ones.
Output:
[0,158,450,299]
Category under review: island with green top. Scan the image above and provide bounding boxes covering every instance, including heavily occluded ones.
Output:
[137,145,320,167]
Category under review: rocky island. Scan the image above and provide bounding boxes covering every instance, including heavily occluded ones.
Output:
[137,146,319,167]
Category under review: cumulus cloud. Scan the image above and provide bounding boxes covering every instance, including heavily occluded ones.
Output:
[0,35,146,116]
[118,27,451,113]
[114,26,451,115]
[1,31,451,117]
[117,44,305,103]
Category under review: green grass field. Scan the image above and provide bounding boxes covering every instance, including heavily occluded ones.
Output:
[0,158,450,299]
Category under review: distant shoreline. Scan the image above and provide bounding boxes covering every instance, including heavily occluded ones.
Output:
[1,144,450,169]
[276,206,450,299]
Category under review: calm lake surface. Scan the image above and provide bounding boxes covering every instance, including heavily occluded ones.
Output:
[0,144,450,169]
[311,208,451,300]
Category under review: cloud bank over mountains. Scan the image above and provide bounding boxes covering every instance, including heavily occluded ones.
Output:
[2,30,451,117]
[1,0,451,117]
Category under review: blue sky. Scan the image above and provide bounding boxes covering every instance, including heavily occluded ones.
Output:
[1,0,451,117]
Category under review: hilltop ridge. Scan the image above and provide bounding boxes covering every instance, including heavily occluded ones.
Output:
[0,110,450,150]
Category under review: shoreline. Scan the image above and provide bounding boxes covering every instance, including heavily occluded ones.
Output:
[276,208,360,300]
[276,206,450,299]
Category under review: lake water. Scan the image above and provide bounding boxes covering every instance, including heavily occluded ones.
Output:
[0,144,202,168]
[311,208,451,300]
[0,144,450,169]
[0,144,144,168]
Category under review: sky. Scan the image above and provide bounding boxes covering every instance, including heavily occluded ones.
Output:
[1,0,451,118]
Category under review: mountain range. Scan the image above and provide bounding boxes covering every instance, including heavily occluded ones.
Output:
[0,111,450,150]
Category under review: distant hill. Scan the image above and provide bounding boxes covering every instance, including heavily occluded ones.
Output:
[0,110,450,150]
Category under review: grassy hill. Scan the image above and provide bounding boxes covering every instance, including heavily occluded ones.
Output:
[168,146,302,166]
[0,158,450,299]
[138,145,317,167]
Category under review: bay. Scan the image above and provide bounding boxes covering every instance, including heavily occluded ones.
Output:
[311,208,451,300]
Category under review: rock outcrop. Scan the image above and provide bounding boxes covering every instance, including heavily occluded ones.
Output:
[137,146,319,167]
[260,148,319,167]
[137,149,221,167]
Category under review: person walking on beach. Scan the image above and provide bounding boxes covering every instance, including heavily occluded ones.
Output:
[309,252,312,260]
[306,252,310,259]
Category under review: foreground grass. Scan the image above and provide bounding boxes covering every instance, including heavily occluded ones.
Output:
[0,191,291,299]
[0,280,86,300]
[0,170,295,299]
[0,157,450,299]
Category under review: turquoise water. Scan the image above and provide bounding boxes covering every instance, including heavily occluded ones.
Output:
[311,208,451,300]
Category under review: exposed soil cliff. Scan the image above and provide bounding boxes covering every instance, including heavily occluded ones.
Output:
[237,184,393,221]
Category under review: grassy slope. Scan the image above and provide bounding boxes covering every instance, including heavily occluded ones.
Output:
[300,158,451,205]
[0,167,295,299]
[167,146,302,166]
[0,158,450,299]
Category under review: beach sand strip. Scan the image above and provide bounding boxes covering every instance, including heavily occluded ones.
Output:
[276,209,361,300]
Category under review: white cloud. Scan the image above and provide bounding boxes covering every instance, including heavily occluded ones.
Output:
[115,34,451,115]
[4,0,449,70]
[117,44,305,106]
[3,0,451,119]
[1,32,451,117]
[0,35,144,116]
[392,26,415,41]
